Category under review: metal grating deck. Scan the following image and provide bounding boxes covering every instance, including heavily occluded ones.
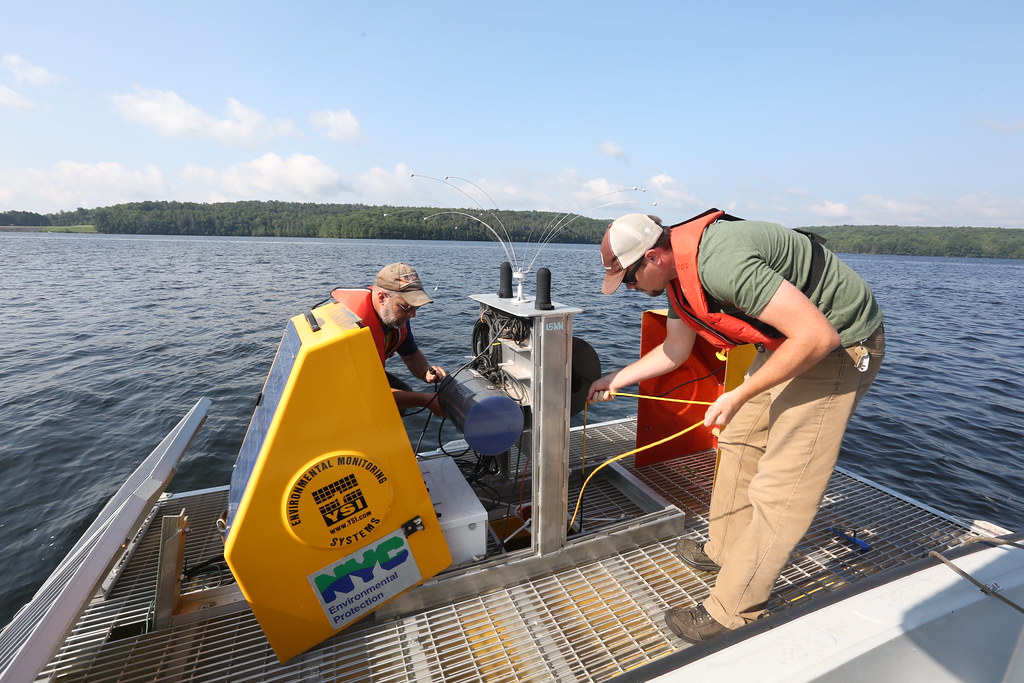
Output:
[38,419,1000,682]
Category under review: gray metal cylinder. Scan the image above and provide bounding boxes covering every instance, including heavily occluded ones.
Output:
[438,375,524,455]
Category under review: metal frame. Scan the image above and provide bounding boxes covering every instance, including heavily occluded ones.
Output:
[0,397,210,683]
[30,419,1006,683]
[471,293,581,556]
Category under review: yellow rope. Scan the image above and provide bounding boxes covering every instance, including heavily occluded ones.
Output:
[569,417,705,529]
[569,390,712,531]
[610,391,713,406]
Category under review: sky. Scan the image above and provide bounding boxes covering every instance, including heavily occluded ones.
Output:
[2,1,1023,228]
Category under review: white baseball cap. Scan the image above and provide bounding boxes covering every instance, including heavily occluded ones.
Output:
[600,214,663,294]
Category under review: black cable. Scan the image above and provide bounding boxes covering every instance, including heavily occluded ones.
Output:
[438,419,472,458]
[654,367,725,398]
[183,554,226,579]
[473,480,504,510]
[410,308,519,456]
[413,401,436,453]
[311,292,337,309]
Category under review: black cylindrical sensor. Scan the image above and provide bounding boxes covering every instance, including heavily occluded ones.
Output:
[498,262,513,298]
[535,268,554,310]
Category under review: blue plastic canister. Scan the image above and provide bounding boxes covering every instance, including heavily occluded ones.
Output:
[438,375,524,455]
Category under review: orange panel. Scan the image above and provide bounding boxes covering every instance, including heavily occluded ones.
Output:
[635,310,725,466]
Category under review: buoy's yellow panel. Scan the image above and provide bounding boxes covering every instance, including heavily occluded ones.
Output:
[224,303,451,663]
[723,342,757,393]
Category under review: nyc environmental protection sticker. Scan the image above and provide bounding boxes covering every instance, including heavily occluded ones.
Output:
[284,451,394,549]
[308,528,422,630]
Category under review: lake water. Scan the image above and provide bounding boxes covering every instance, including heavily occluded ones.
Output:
[1,232,1022,626]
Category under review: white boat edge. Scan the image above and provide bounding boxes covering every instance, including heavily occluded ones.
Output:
[639,537,1024,682]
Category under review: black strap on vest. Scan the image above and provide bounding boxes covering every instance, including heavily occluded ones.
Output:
[793,229,827,297]
[697,215,827,299]
[696,214,828,340]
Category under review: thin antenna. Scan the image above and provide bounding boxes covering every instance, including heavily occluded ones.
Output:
[422,211,518,267]
[524,200,635,274]
[407,174,649,290]
[526,187,640,246]
[524,187,646,273]
[444,176,501,213]
[411,174,519,270]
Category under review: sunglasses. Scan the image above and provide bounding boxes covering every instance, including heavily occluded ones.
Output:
[622,258,644,286]
[389,294,415,313]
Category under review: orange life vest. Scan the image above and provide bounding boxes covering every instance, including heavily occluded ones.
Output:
[667,209,786,351]
[330,288,411,362]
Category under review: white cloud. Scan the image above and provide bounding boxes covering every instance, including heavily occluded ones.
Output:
[645,174,701,212]
[111,87,299,148]
[849,192,1024,227]
[350,166,555,212]
[1,54,61,86]
[0,84,32,110]
[354,168,667,219]
[598,141,626,161]
[981,117,1024,134]
[311,109,361,142]
[562,176,645,217]
[356,163,430,202]
[949,192,1022,225]
[807,200,850,219]
[0,161,165,211]
[182,153,344,200]
[5,157,1020,229]
[0,154,345,211]
[787,192,1024,228]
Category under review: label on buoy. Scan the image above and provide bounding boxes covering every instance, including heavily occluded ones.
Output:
[307,528,422,630]
[284,451,394,548]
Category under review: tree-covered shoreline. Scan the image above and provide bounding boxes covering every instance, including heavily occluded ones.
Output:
[806,224,1024,259]
[5,201,607,244]
[3,201,1022,258]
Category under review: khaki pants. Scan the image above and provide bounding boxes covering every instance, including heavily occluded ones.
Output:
[703,326,885,629]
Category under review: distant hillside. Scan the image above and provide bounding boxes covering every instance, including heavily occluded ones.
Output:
[36,201,608,244]
[3,203,1022,258]
[806,224,1024,259]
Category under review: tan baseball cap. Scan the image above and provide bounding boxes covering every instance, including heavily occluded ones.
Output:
[600,214,663,294]
[375,263,433,306]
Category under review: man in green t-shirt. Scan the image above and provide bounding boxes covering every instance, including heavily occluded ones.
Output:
[588,210,884,644]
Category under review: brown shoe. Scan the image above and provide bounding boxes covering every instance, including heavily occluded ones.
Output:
[676,538,720,572]
[664,604,730,644]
